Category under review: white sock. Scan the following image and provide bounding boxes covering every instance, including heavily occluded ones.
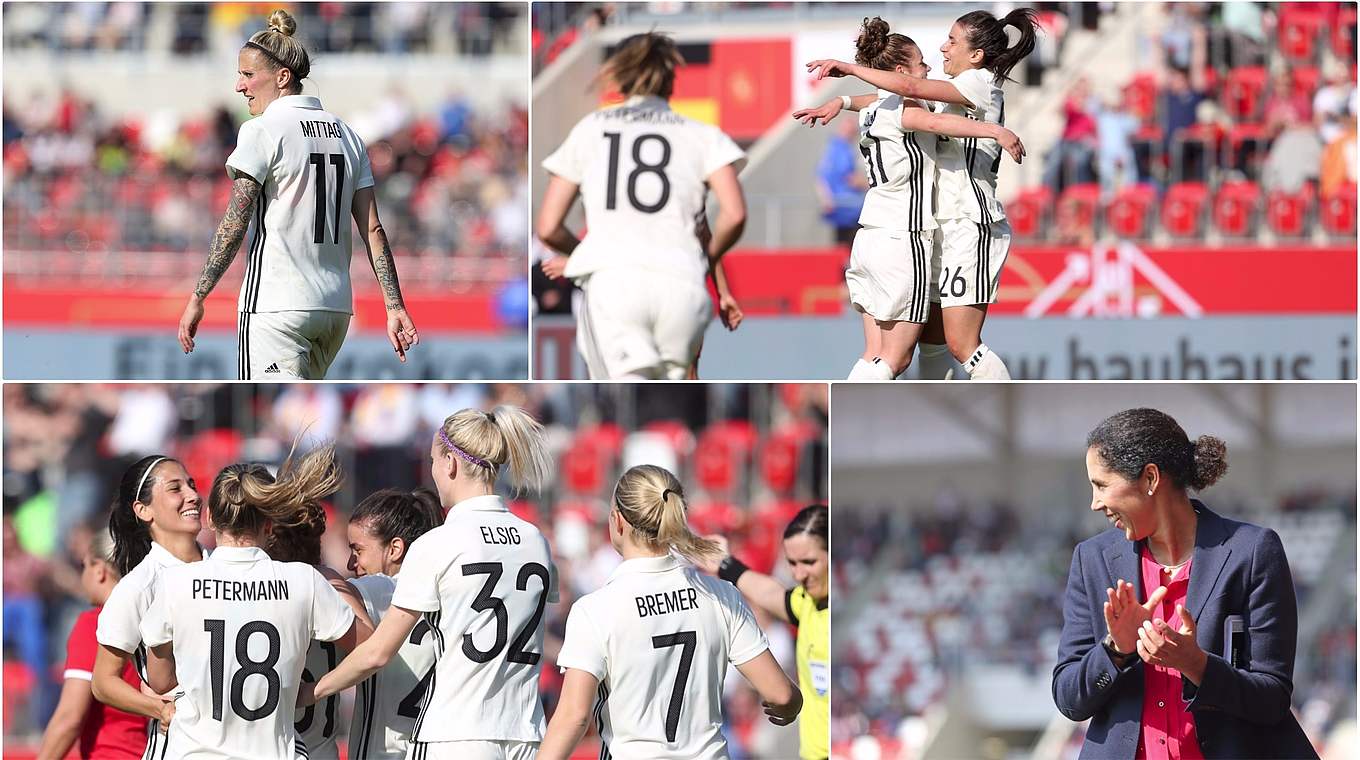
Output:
[866,356,895,380]
[963,343,1011,380]
[847,358,872,380]
[917,343,955,380]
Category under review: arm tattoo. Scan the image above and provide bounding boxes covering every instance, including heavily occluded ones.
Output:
[194,177,260,299]
[370,228,406,309]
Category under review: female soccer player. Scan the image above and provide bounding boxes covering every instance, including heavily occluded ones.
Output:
[700,505,830,760]
[804,9,1040,380]
[264,497,376,759]
[344,488,445,759]
[539,465,801,760]
[177,9,418,379]
[138,447,368,760]
[92,456,205,760]
[1053,409,1316,758]
[36,530,147,760]
[799,18,1025,380]
[537,32,747,380]
[307,406,556,760]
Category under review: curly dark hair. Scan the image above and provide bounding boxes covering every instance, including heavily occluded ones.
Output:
[1086,408,1228,491]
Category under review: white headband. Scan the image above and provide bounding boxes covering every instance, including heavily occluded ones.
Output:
[134,457,168,504]
[1003,23,1023,50]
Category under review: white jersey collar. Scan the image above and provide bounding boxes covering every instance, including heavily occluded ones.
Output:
[445,494,507,519]
[148,540,206,567]
[607,553,685,583]
[621,94,671,111]
[264,94,323,113]
[207,545,270,562]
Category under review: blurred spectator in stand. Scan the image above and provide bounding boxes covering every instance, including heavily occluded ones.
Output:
[1313,58,1357,146]
[815,117,866,247]
[1319,99,1358,197]
[1044,77,1098,193]
[1262,109,1322,193]
[1161,64,1207,181]
[1094,92,1140,196]
[1219,1,1266,67]
[3,517,58,734]
[1264,68,1313,140]
[350,385,420,497]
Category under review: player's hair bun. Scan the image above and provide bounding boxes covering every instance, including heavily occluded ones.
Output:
[267,9,297,37]
[855,17,891,65]
[1190,435,1229,490]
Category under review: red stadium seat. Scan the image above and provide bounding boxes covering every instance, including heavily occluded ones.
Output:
[1223,67,1268,121]
[758,431,804,496]
[1292,67,1321,98]
[1320,182,1357,237]
[1223,123,1268,178]
[1333,6,1357,59]
[561,423,623,495]
[1162,182,1210,238]
[1056,183,1101,242]
[1105,184,1157,240]
[1279,6,1327,64]
[1265,187,1315,238]
[1212,180,1262,238]
[1122,72,1158,122]
[1007,186,1053,239]
[2,662,35,734]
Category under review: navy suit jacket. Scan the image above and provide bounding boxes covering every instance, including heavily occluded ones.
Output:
[1051,502,1318,759]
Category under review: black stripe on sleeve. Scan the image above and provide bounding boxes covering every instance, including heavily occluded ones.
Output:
[785,588,799,625]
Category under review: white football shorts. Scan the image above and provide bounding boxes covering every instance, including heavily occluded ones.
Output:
[576,268,712,380]
[237,310,349,380]
[932,217,1012,307]
[846,226,934,324]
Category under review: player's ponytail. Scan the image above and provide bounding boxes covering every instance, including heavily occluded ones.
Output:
[436,406,551,492]
[208,444,343,539]
[956,7,1039,83]
[854,17,918,72]
[598,32,684,99]
[108,455,178,576]
[614,464,723,564]
[263,502,327,565]
[1086,409,1229,492]
[244,9,311,92]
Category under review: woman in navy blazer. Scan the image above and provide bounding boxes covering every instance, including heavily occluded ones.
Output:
[1052,408,1318,760]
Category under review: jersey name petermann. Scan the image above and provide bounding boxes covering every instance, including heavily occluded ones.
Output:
[857,92,939,231]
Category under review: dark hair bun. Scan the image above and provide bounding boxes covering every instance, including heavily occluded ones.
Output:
[1190,435,1228,490]
[855,17,891,65]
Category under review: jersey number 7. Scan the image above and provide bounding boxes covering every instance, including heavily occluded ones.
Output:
[308,153,346,245]
[651,631,697,743]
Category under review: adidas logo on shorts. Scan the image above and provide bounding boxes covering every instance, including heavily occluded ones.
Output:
[264,363,280,374]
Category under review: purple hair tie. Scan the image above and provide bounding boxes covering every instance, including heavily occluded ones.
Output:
[439,428,492,469]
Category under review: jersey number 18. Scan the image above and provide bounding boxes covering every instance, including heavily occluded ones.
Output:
[203,619,282,722]
[603,132,672,213]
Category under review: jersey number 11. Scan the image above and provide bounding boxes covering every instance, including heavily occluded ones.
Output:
[309,153,346,245]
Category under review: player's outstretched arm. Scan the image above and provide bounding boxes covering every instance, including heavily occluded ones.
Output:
[352,187,419,363]
[34,678,95,760]
[704,164,746,267]
[304,604,420,706]
[792,93,876,127]
[90,644,169,720]
[899,107,1026,163]
[536,175,582,257]
[179,177,260,354]
[735,650,802,726]
[536,668,599,760]
[806,59,973,108]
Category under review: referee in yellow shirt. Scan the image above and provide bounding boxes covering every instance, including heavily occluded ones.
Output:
[703,505,830,760]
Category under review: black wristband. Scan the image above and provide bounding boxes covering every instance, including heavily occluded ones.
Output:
[717,555,749,585]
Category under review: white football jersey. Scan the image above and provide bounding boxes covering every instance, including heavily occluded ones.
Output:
[541,95,745,286]
[857,89,940,232]
[294,639,341,760]
[97,542,204,760]
[226,95,375,315]
[556,555,770,760]
[390,495,558,744]
[934,67,1008,223]
[347,573,438,760]
[139,546,355,760]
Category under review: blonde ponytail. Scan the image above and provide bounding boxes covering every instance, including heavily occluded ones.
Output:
[209,443,343,538]
[614,465,723,563]
[437,405,551,492]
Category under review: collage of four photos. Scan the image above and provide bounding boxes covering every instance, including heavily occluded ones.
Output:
[1,2,1357,760]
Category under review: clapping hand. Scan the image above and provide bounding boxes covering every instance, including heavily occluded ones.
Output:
[1137,603,1209,684]
[1104,579,1167,656]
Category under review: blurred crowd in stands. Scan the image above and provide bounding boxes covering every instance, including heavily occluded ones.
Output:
[832,492,1357,756]
[1,382,828,756]
[2,3,527,288]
